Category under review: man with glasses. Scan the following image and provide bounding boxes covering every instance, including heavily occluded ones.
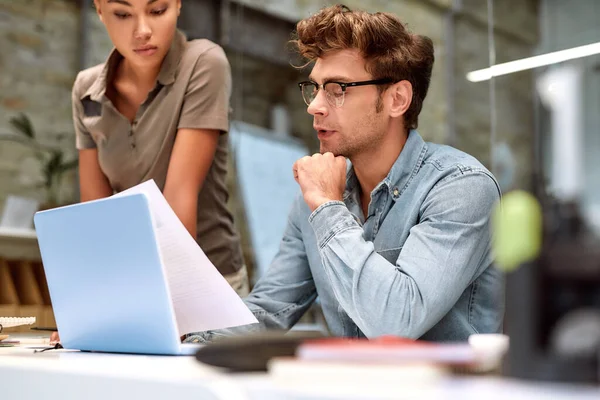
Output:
[186,4,504,343]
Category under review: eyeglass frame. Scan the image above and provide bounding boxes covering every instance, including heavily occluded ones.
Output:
[297,78,396,108]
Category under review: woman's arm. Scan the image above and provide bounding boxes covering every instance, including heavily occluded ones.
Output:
[162,128,220,239]
[164,42,231,239]
[78,148,113,202]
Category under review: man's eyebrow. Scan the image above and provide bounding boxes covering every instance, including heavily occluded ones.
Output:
[308,75,353,83]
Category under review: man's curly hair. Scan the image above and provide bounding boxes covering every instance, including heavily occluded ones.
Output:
[292,4,434,130]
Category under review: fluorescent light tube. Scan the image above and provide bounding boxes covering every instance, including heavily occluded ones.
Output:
[466,41,600,82]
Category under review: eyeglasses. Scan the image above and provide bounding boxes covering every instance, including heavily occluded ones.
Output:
[297,78,394,108]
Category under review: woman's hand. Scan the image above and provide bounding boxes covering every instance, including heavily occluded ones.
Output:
[50,332,60,344]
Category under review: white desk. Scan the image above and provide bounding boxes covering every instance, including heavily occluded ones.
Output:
[1,343,599,400]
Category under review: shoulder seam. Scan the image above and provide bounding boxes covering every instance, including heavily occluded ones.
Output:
[72,64,104,98]
[430,168,501,198]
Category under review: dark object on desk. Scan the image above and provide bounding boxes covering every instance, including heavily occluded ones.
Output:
[195,331,324,372]
[30,327,58,332]
[505,199,600,384]
[34,342,64,353]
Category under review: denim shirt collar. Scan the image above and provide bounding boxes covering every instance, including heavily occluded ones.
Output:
[344,129,428,202]
[81,30,186,102]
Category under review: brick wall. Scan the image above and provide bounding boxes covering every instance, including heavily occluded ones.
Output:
[0,0,111,207]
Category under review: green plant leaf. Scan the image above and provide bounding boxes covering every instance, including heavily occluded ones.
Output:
[47,151,63,171]
[34,151,47,162]
[0,134,37,150]
[58,159,79,172]
[9,113,35,139]
[44,151,63,188]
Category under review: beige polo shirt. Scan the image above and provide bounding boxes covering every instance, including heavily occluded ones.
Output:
[71,31,243,275]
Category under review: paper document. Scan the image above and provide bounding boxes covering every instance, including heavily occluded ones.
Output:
[0,317,36,331]
[115,180,257,335]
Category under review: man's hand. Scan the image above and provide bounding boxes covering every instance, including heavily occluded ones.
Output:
[293,152,347,211]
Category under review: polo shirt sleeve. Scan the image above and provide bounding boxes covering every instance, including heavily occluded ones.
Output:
[72,72,96,150]
[178,44,231,133]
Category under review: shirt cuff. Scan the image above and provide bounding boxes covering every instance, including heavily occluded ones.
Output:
[308,201,359,248]
[183,332,211,344]
[75,134,97,150]
[177,117,229,133]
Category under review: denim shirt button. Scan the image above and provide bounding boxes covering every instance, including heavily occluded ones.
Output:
[392,187,400,198]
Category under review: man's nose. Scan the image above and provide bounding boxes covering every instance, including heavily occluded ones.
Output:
[307,89,329,116]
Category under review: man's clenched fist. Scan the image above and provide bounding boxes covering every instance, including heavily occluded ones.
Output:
[293,152,347,211]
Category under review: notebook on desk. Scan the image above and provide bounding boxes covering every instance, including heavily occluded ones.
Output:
[33,185,256,356]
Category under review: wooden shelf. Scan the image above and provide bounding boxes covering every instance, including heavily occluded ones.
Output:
[0,230,54,332]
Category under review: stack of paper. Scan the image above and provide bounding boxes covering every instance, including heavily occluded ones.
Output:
[296,336,476,364]
[268,337,449,398]
[0,317,36,333]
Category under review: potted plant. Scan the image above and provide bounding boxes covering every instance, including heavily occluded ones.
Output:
[1,113,78,208]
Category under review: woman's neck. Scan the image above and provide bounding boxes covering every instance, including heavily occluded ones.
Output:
[119,58,161,88]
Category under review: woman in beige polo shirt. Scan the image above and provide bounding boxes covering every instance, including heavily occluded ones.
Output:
[72,0,248,295]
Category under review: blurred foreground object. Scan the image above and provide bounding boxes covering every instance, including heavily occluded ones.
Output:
[494,65,600,383]
[498,193,600,383]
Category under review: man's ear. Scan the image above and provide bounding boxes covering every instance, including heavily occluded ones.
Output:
[388,80,413,118]
[177,0,182,16]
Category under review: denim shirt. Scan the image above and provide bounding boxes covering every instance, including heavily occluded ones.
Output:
[187,130,504,343]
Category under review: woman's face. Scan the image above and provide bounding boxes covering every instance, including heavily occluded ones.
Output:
[95,0,181,68]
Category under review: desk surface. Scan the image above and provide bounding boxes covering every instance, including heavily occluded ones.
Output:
[1,339,599,400]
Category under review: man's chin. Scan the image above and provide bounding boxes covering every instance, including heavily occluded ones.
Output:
[320,145,336,155]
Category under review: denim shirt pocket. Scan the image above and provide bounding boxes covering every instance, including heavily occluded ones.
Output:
[377,247,402,265]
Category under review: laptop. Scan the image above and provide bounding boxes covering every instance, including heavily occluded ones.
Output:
[33,193,201,355]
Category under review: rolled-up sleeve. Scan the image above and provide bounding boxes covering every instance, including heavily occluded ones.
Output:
[309,171,501,339]
[185,194,318,343]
